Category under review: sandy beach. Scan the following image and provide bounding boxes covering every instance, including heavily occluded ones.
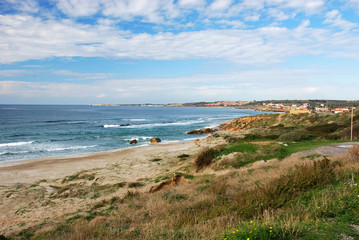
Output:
[0,135,228,236]
[0,140,208,186]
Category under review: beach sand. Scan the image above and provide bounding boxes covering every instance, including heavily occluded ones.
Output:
[0,141,204,186]
[0,136,225,235]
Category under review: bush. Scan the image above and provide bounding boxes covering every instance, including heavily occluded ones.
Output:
[195,147,219,171]
[280,129,314,141]
[342,121,359,140]
[306,123,342,133]
[347,145,359,162]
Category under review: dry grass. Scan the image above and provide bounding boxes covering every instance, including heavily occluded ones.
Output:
[347,145,359,163]
[9,139,359,240]
[24,152,359,240]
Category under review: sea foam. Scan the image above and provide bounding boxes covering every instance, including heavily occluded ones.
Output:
[0,141,34,148]
[103,120,205,128]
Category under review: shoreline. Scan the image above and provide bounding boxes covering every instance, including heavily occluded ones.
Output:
[0,138,208,186]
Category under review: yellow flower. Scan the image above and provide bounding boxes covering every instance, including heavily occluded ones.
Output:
[250,221,253,223]
[270,227,273,229]
[249,231,252,234]
[317,207,320,209]
[233,231,235,234]
[270,230,272,233]
[247,238,250,240]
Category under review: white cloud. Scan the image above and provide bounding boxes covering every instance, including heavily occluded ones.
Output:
[56,0,101,17]
[324,10,357,31]
[3,0,39,13]
[102,0,164,22]
[345,0,359,10]
[208,0,233,11]
[265,0,325,14]
[244,13,261,22]
[2,67,358,102]
[215,19,246,28]
[1,13,359,65]
[178,0,206,8]
[267,8,290,21]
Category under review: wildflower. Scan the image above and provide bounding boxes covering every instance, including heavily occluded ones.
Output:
[237,230,239,232]
[233,231,235,234]
[270,227,273,229]
[247,238,250,240]
[250,221,253,223]
[270,230,272,233]
[249,231,252,234]
[317,207,320,209]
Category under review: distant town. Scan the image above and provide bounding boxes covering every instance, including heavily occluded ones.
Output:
[90,100,359,114]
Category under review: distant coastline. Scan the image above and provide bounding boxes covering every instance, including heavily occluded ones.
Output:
[90,99,359,114]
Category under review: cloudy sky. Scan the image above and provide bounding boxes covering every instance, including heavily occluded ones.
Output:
[0,0,358,104]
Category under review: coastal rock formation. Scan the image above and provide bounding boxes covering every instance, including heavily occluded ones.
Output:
[187,128,214,134]
[219,116,269,132]
[150,138,161,143]
[149,174,186,193]
[130,140,137,144]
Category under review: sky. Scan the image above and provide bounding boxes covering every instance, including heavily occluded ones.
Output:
[0,0,359,104]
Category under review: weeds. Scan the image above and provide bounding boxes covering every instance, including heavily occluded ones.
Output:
[177,154,190,159]
[128,182,145,188]
[195,147,219,171]
[347,145,359,162]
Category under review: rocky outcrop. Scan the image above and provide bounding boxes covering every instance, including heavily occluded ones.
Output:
[150,138,161,143]
[219,116,269,132]
[130,140,137,144]
[187,128,214,134]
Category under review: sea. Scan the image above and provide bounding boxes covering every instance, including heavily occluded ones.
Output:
[0,105,264,163]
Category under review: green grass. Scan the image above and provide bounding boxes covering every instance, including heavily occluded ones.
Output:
[215,140,343,169]
[221,162,359,240]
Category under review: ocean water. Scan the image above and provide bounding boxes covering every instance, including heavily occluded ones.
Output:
[0,105,263,163]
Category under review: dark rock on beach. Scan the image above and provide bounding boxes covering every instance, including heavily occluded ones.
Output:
[187,128,214,134]
[150,138,161,143]
[130,140,137,144]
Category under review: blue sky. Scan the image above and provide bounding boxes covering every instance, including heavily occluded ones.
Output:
[0,0,359,104]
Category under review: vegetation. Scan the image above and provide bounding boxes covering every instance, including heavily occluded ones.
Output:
[5,110,359,240]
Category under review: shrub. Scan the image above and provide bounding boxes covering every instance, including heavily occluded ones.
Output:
[347,145,359,162]
[254,157,339,211]
[280,129,314,141]
[194,147,218,171]
[306,123,342,133]
[342,122,359,140]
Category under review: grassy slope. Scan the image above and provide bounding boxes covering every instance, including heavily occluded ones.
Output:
[8,112,359,240]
